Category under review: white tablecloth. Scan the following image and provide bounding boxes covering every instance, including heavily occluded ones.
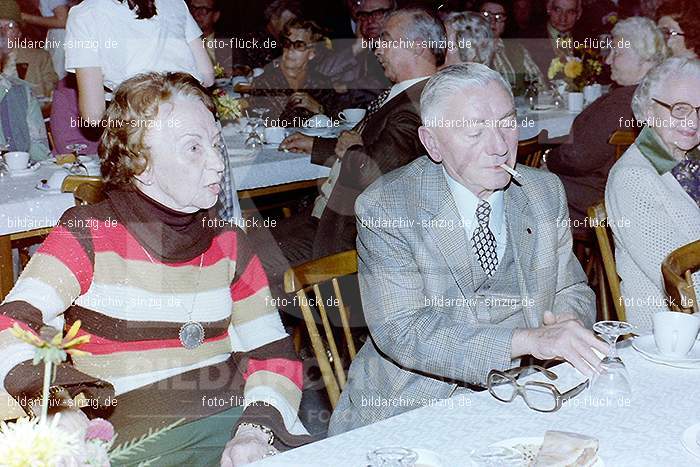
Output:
[518,108,579,141]
[0,164,74,236]
[256,345,700,466]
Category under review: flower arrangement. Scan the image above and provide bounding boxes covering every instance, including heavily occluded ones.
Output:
[213,88,248,121]
[1,322,183,466]
[213,62,226,79]
[548,47,604,92]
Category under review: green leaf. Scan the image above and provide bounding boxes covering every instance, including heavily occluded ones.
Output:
[108,418,185,462]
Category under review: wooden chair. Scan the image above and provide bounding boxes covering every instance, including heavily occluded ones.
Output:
[608,129,636,160]
[662,240,700,313]
[588,202,626,322]
[61,175,105,205]
[283,250,359,409]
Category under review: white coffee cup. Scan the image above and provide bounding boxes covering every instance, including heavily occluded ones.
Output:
[47,170,68,190]
[339,108,366,124]
[305,114,331,128]
[264,126,286,144]
[652,311,700,357]
[4,151,29,171]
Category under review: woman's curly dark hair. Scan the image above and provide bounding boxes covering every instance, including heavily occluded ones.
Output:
[99,72,216,190]
[656,0,700,55]
[120,0,157,19]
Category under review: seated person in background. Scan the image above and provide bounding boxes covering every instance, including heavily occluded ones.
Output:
[606,57,700,330]
[546,17,668,236]
[329,63,605,435]
[442,11,496,67]
[656,0,700,59]
[1,1,58,97]
[316,0,393,109]
[49,75,100,155]
[479,0,546,95]
[187,0,232,74]
[249,18,340,126]
[256,7,444,297]
[0,72,312,465]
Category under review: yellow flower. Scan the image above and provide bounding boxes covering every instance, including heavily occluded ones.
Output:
[213,63,225,79]
[564,59,583,79]
[547,58,565,80]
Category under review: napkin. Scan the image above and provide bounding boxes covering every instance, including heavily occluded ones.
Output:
[534,430,599,466]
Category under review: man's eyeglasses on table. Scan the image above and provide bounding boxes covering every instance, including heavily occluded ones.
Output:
[481,11,508,23]
[487,365,589,412]
[652,98,700,120]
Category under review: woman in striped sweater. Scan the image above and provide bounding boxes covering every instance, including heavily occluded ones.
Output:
[0,72,312,465]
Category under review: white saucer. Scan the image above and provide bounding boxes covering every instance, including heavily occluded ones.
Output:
[35,181,61,193]
[632,335,700,368]
[486,437,604,466]
[681,423,700,460]
[7,163,40,177]
[299,127,334,137]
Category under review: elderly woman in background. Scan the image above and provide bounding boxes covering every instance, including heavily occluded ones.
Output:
[656,0,700,58]
[478,0,545,95]
[442,12,495,67]
[249,18,339,126]
[606,57,700,330]
[546,17,668,236]
[0,72,311,465]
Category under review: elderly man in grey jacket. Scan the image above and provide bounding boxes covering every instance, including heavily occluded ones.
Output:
[328,63,607,435]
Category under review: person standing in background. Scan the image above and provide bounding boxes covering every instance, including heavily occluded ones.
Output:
[20,0,67,79]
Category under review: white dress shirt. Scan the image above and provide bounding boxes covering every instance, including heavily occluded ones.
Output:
[443,167,507,263]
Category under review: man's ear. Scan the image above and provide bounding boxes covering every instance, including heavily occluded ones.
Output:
[418,126,443,163]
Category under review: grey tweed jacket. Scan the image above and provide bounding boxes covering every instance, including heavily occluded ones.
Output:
[328,156,596,435]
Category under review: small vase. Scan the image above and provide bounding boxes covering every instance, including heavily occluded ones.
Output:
[568,92,584,112]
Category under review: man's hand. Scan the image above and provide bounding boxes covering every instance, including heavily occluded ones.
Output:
[280,132,314,153]
[289,92,323,114]
[220,425,278,466]
[512,312,608,378]
[335,130,363,158]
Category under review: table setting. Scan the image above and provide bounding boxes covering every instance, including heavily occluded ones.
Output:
[254,315,700,467]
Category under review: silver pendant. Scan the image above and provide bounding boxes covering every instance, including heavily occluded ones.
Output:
[179,321,205,349]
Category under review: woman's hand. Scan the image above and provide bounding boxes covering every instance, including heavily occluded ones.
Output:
[220,426,278,466]
[280,132,314,153]
[289,92,323,114]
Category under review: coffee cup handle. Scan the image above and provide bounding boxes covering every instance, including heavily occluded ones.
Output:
[338,112,347,121]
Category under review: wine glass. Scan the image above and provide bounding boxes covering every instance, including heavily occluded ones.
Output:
[367,447,418,467]
[590,320,633,404]
[245,108,268,149]
[66,143,88,174]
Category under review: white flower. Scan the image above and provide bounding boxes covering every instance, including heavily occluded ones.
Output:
[0,416,82,467]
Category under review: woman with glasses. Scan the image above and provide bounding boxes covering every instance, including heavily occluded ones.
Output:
[478,0,545,95]
[655,0,700,58]
[249,18,339,126]
[606,56,700,330]
[546,17,668,238]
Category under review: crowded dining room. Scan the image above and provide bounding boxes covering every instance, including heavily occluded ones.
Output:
[0,0,698,465]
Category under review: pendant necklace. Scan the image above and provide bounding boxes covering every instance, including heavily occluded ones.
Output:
[141,246,206,349]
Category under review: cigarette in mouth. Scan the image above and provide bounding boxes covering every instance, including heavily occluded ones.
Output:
[499,163,523,180]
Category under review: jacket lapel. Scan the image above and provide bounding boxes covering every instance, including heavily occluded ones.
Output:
[420,162,475,298]
[504,180,538,327]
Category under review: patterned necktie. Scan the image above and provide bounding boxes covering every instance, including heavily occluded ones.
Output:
[671,156,700,207]
[471,200,498,277]
[355,89,391,133]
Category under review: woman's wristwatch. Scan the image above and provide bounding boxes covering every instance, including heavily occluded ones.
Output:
[236,422,275,445]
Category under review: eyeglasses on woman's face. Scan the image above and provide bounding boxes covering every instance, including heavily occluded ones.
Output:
[282,38,310,51]
[652,98,700,120]
[659,27,684,41]
[481,11,508,23]
[356,7,392,22]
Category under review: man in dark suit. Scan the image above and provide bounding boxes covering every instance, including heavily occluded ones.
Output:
[252,7,445,297]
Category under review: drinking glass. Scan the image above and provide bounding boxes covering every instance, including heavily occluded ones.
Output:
[66,143,88,174]
[590,320,633,403]
[245,108,269,149]
[367,447,418,467]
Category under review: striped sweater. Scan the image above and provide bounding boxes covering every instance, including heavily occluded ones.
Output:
[0,189,311,447]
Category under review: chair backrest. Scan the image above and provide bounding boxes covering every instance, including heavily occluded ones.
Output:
[608,129,636,160]
[588,202,626,322]
[661,239,700,313]
[283,250,359,409]
[61,175,105,205]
